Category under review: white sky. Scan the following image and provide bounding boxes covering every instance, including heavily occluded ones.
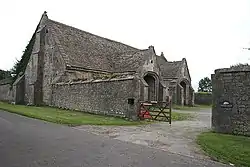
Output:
[1,0,250,91]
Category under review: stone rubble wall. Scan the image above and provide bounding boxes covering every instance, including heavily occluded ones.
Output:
[0,84,13,102]
[212,66,250,136]
[51,77,140,119]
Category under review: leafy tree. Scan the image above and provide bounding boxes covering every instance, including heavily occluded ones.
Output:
[0,69,11,80]
[10,59,20,78]
[10,24,39,85]
[198,77,212,92]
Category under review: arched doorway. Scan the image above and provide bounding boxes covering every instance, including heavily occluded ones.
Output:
[180,81,187,105]
[144,75,156,101]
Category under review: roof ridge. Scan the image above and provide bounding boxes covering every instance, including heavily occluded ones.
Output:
[48,19,140,51]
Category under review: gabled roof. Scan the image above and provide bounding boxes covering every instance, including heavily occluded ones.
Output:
[37,12,189,76]
[47,19,141,72]
[157,56,182,78]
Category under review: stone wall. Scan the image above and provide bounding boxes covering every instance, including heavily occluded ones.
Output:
[13,75,25,104]
[189,87,195,106]
[42,22,70,105]
[51,77,140,119]
[24,26,41,105]
[212,66,250,136]
[0,84,13,102]
[194,92,212,105]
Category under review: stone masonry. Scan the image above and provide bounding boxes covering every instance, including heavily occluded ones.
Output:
[52,77,139,119]
[212,66,250,136]
[0,12,195,119]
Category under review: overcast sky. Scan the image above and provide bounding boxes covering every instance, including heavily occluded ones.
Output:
[1,0,250,90]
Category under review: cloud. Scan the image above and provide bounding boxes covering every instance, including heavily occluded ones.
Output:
[1,0,250,91]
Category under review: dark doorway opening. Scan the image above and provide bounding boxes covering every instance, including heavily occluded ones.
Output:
[180,81,187,105]
[144,75,155,101]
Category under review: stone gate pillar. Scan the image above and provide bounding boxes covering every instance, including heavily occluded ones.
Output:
[212,66,250,136]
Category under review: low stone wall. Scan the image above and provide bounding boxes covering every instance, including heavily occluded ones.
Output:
[51,77,140,119]
[212,66,250,136]
[0,84,13,102]
[194,92,212,105]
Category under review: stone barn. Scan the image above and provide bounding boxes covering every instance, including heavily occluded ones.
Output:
[212,66,250,136]
[0,12,194,119]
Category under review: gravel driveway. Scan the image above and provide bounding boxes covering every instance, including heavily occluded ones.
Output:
[76,108,212,159]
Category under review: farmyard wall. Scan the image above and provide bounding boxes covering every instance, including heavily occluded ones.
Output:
[51,77,140,119]
[0,84,13,102]
[212,66,250,136]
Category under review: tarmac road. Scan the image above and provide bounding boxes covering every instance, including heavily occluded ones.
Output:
[0,110,228,167]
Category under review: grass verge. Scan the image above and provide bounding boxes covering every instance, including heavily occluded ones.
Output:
[197,132,250,167]
[0,102,146,126]
[0,102,191,126]
[173,104,211,111]
[171,112,193,121]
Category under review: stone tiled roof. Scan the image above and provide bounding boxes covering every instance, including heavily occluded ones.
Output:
[44,16,185,76]
[157,56,182,78]
[111,50,149,72]
[48,19,140,72]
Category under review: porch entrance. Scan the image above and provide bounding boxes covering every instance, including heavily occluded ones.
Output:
[180,81,187,105]
[144,75,155,101]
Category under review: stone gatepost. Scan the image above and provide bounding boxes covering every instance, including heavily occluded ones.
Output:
[212,66,250,136]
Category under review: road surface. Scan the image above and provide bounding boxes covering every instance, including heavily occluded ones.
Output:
[76,109,212,159]
[0,110,228,167]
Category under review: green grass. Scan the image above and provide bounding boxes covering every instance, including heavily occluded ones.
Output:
[0,102,192,126]
[173,104,211,111]
[171,112,193,121]
[0,102,146,126]
[197,132,250,167]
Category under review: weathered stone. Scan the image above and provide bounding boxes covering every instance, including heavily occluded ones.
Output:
[52,78,139,118]
[0,12,194,119]
[212,67,250,136]
[0,84,13,102]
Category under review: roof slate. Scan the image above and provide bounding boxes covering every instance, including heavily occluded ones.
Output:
[48,19,140,72]
[44,16,183,77]
[111,50,149,72]
[157,56,182,78]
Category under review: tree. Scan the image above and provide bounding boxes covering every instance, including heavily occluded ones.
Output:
[198,77,212,92]
[10,24,39,85]
[10,59,20,77]
[0,69,11,80]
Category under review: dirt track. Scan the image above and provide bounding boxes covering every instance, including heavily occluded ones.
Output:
[76,108,212,159]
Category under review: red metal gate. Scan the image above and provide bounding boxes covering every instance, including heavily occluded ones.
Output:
[138,99,172,124]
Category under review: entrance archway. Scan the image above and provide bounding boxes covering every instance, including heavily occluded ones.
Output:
[180,81,187,105]
[144,75,156,101]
